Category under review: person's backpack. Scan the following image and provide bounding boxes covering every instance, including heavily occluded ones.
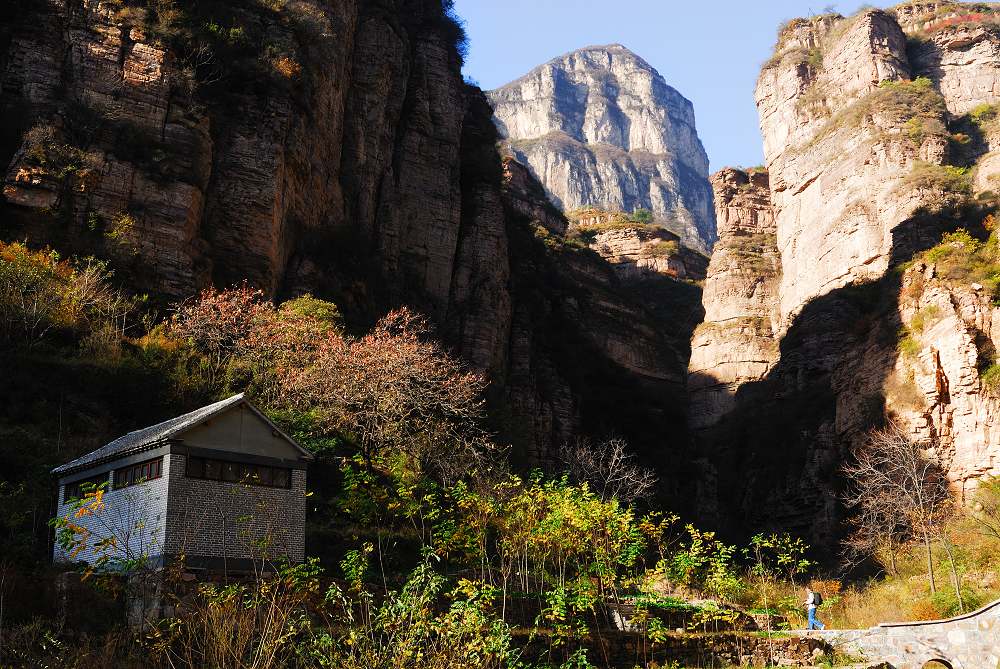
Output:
[812,591,823,606]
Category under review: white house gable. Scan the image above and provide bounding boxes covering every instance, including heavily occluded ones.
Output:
[177,404,303,461]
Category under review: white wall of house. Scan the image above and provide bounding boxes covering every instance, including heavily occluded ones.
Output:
[53,454,172,567]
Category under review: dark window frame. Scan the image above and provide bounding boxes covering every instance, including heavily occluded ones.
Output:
[64,473,109,501]
[185,455,292,489]
[114,456,163,489]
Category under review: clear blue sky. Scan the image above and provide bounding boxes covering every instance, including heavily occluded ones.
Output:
[453,0,886,171]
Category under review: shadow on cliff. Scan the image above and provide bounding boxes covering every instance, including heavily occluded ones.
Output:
[283,84,707,514]
[499,204,706,513]
[688,202,989,555]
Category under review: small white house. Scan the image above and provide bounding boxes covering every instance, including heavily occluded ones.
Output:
[52,394,313,571]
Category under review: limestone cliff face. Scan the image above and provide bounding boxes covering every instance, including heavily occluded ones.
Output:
[562,207,708,282]
[0,0,701,478]
[689,3,1000,544]
[688,168,779,431]
[756,9,919,329]
[584,226,707,282]
[0,0,509,399]
[488,44,716,255]
[889,264,1000,496]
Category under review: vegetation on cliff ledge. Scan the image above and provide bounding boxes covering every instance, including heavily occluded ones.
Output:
[802,76,949,149]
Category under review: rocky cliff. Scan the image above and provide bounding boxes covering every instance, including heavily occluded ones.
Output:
[488,44,717,255]
[0,0,702,484]
[688,168,779,431]
[562,207,708,282]
[692,3,1000,544]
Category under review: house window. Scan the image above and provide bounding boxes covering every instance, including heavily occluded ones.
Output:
[64,473,108,501]
[114,457,163,489]
[186,456,291,489]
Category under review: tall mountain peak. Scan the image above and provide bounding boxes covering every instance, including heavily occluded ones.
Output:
[488,45,716,253]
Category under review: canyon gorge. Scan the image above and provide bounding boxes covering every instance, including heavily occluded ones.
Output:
[0,0,703,503]
[7,0,1000,552]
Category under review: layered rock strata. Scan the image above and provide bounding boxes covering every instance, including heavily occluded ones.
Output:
[691,5,1000,543]
[756,9,918,328]
[0,0,703,481]
[889,263,1000,497]
[688,168,779,430]
[489,44,716,255]
[564,208,708,281]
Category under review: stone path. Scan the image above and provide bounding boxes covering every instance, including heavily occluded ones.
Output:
[794,599,1000,668]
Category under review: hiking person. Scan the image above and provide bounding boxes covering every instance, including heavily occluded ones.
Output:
[805,587,825,630]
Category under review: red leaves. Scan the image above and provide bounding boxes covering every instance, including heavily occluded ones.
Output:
[282,306,488,469]
[170,287,490,475]
[926,13,993,33]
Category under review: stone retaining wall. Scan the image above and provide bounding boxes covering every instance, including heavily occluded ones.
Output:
[805,598,1000,669]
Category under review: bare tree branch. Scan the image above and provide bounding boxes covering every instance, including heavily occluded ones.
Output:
[557,437,657,503]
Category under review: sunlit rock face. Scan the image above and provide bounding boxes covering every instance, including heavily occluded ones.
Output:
[756,9,918,330]
[488,44,716,255]
[689,5,1000,545]
[688,168,779,432]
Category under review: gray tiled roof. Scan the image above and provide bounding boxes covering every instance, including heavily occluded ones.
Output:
[52,394,246,475]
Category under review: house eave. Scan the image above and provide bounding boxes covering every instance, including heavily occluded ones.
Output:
[53,439,173,479]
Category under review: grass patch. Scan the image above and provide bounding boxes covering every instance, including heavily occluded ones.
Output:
[919,227,1000,300]
[909,304,942,334]
[639,240,679,260]
[968,101,1000,142]
[885,371,925,410]
[566,207,659,245]
[982,363,1000,393]
[802,76,947,150]
[901,161,972,196]
[898,327,922,358]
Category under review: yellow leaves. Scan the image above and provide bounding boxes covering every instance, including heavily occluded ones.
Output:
[74,487,105,517]
[68,523,91,559]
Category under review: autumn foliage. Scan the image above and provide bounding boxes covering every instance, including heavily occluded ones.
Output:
[0,240,139,350]
[925,12,994,33]
[170,285,492,478]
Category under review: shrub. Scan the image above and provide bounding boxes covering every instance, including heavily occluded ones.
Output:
[971,102,999,126]
[885,372,926,410]
[440,0,469,64]
[918,227,1000,301]
[629,208,654,225]
[897,328,921,358]
[981,363,1000,392]
[272,55,301,79]
[278,293,344,331]
[0,242,140,349]
[567,208,654,241]
[902,161,972,195]
[148,557,519,669]
[807,46,824,70]
[639,240,680,260]
[969,102,1000,140]
[804,77,947,149]
[21,123,96,180]
[909,304,942,334]
[105,212,137,246]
